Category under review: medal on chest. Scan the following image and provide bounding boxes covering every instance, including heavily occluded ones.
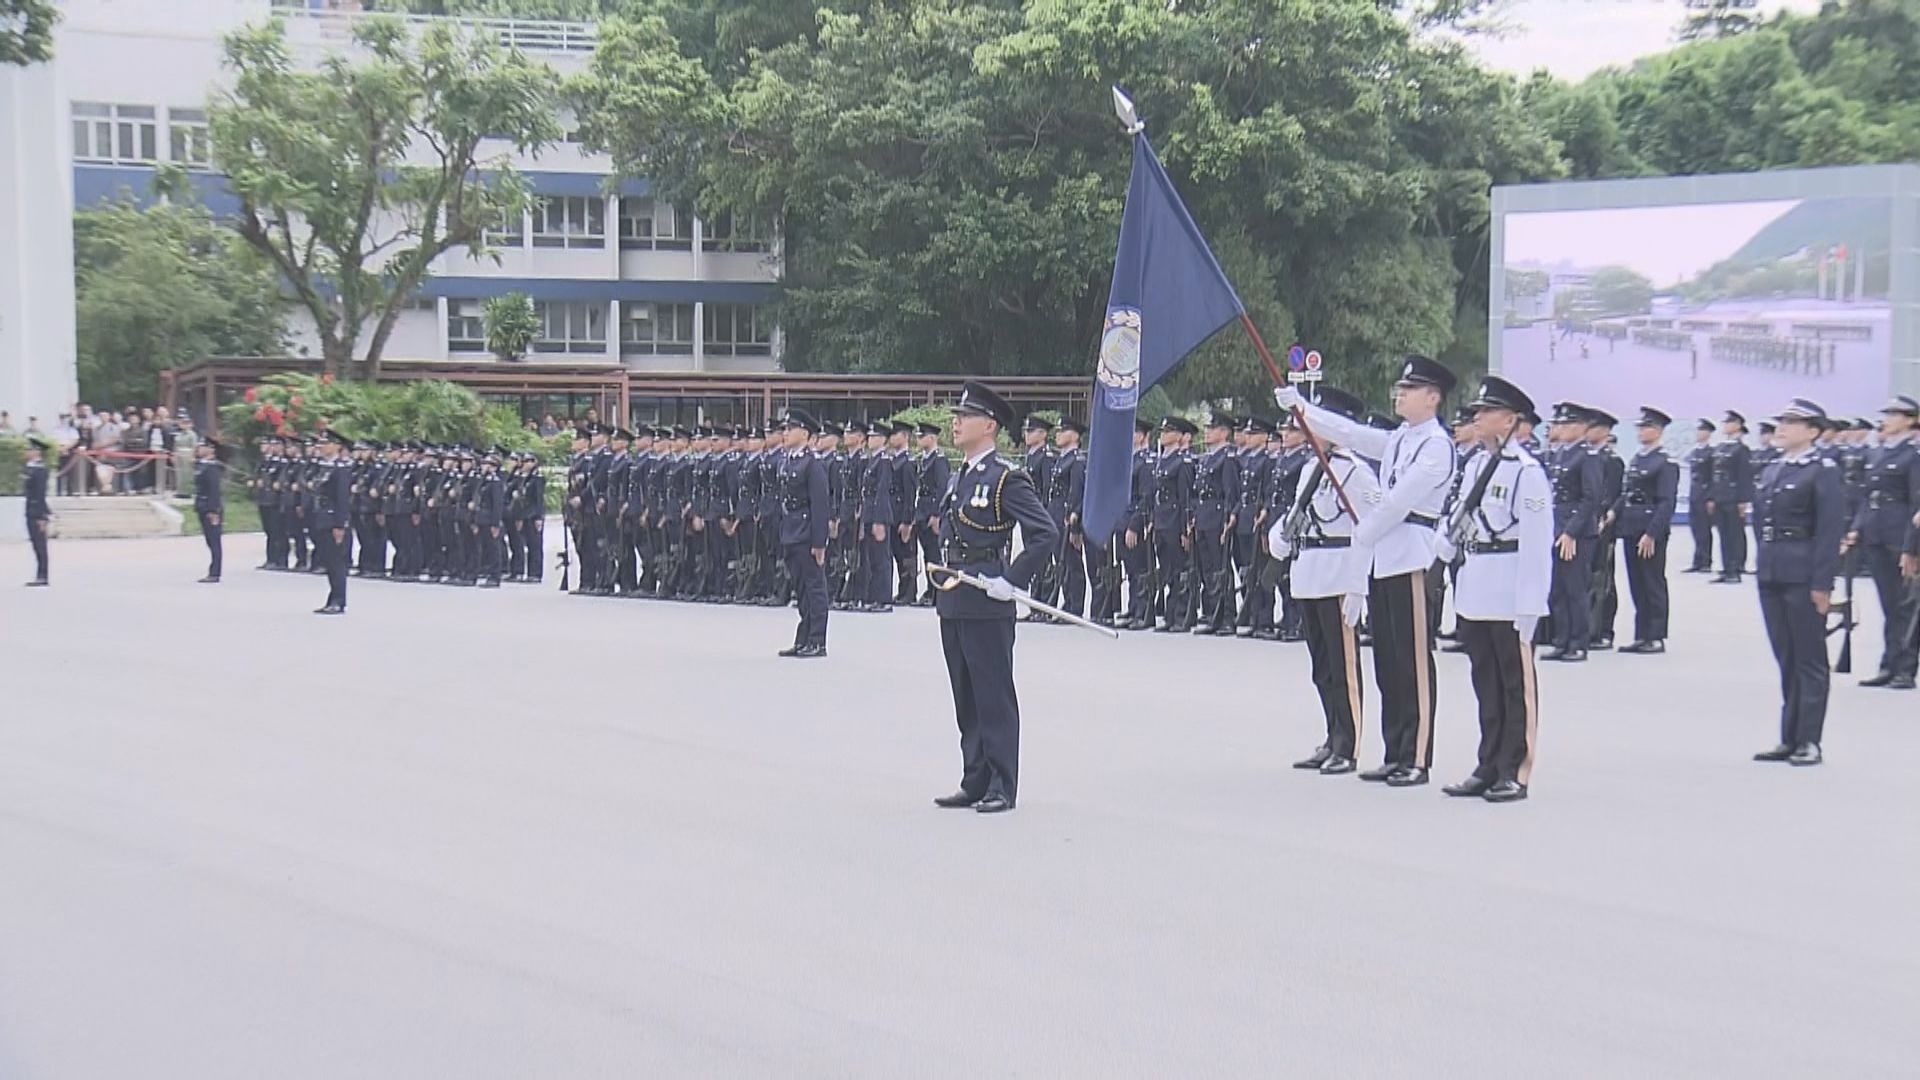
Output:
[970,482,990,509]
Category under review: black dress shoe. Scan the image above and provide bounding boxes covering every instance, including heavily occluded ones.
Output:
[1710,574,1742,585]
[1250,629,1281,641]
[1788,743,1823,766]
[1482,779,1528,802]
[1293,746,1331,770]
[1889,675,1916,690]
[1556,649,1588,663]
[974,793,1014,814]
[1753,744,1794,762]
[1541,648,1570,662]
[198,576,220,584]
[1358,764,1398,782]
[1859,671,1896,688]
[933,790,983,809]
[25,579,50,587]
[1385,766,1430,787]
[777,645,804,657]
[1682,566,1708,574]
[793,644,828,659]
[1318,755,1355,775]
[313,605,345,615]
[1620,640,1666,655]
[868,603,893,614]
[1590,637,1614,651]
[1443,776,1492,797]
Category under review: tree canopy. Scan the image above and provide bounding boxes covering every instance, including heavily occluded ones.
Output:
[210,16,563,379]
[1,0,56,65]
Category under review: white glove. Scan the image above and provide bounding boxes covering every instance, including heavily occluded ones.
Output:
[980,575,1017,602]
[1434,535,1457,563]
[1515,616,1538,642]
[1273,386,1303,412]
[1341,593,1365,627]
[1266,519,1292,560]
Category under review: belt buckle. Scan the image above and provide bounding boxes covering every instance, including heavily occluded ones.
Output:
[1761,526,1775,542]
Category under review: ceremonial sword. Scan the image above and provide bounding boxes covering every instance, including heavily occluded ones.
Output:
[927,564,1121,639]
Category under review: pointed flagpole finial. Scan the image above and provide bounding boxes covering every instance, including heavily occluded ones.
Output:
[1111,86,1144,136]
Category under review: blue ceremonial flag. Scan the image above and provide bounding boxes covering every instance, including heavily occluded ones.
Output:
[1081,130,1245,548]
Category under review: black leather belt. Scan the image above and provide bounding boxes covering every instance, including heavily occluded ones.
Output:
[1405,513,1439,528]
[1298,536,1351,549]
[1466,539,1519,555]
[1759,526,1807,541]
[945,544,1006,564]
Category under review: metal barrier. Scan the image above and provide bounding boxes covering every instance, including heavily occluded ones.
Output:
[268,2,599,54]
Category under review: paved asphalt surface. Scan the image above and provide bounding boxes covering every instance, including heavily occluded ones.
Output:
[2,534,1916,1078]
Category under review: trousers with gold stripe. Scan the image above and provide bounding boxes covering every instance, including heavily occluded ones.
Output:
[1301,596,1363,758]
[1367,568,1437,769]
[1459,618,1539,786]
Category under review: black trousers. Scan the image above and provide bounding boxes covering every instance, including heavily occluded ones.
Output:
[506,518,526,577]
[1301,596,1362,758]
[862,527,893,604]
[198,511,223,578]
[1864,543,1919,678]
[1057,533,1088,616]
[1714,503,1747,576]
[786,543,829,648]
[314,525,348,609]
[28,517,49,581]
[523,517,544,582]
[1154,530,1192,629]
[1029,528,1059,605]
[1276,561,1303,637]
[1121,532,1153,621]
[1549,538,1594,650]
[261,505,284,567]
[1368,569,1436,769]
[1459,618,1538,785]
[940,616,1020,802]
[1589,529,1618,641]
[1194,527,1234,630]
[1087,542,1120,622]
[1758,580,1829,746]
[893,526,918,602]
[1232,532,1258,626]
[1622,532,1670,642]
[915,521,941,599]
[289,510,308,568]
[1688,502,1714,570]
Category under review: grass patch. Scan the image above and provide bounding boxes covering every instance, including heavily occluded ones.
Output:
[176,482,264,535]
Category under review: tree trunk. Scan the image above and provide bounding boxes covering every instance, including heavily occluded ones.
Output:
[321,335,352,381]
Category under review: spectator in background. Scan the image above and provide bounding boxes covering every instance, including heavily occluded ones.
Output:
[539,414,560,438]
[118,412,146,493]
[92,412,121,495]
[148,407,175,492]
[170,415,197,494]
[53,413,80,495]
[0,410,14,435]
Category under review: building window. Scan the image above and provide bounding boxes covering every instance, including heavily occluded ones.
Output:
[531,195,605,249]
[482,205,523,248]
[619,198,692,252]
[620,301,695,356]
[704,303,772,357]
[168,108,211,170]
[534,300,607,354]
[700,210,771,254]
[73,103,158,164]
[448,300,486,353]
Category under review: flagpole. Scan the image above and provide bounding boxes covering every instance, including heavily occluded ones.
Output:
[1235,313,1359,522]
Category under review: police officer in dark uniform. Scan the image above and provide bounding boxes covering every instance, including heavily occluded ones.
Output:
[1020,414,1057,612]
[1584,408,1625,650]
[253,435,283,569]
[775,410,832,658]
[1048,417,1088,618]
[1265,418,1310,641]
[1234,416,1273,635]
[832,421,865,608]
[1751,400,1847,766]
[1683,419,1715,573]
[193,435,225,583]
[1151,417,1197,632]
[1192,413,1242,635]
[885,421,919,604]
[312,431,354,614]
[1544,404,1604,661]
[756,427,788,603]
[910,423,950,608]
[1709,410,1753,583]
[931,382,1059,814]
[1848,394,1919,689]
[281,437,311,572]
[471,450,507,587]
[22,434,52,586]
[1120,417,1157,629]
[1618,407,1679,654]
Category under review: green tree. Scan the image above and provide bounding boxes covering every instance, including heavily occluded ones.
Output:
[484,292,539,361]
[74,198,288,408]
[1587,265,1655,316]
[1,0,57,65]
[210,16,563,380]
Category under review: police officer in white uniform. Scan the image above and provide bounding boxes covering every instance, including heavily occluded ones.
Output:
[1267,387,1382,775]
[1437,377,1553,803]
[1279,355,1458,787]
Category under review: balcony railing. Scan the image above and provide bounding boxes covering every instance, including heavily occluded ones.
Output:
[268,1,598,54]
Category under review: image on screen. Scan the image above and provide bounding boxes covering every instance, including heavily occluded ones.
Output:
[1499,196,1893,424]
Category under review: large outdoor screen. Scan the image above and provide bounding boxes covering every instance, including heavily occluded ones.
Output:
[1495,187,1900,425]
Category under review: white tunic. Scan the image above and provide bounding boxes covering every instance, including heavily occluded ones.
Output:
[1291,405,1455,578]
[1270,450,1382,600]
[1451,445,1554,620]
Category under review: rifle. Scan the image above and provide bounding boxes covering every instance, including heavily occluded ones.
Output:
[1834,547,1858,674]
[1445,425,1518,555]
[558,513,572,591]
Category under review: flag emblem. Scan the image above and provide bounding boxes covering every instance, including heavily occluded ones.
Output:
[1098,307,1143,402]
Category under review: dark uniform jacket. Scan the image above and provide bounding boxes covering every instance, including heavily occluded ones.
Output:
[778,449,831,549]
[1549,442,1605,538]
[314,460,352,530]
[935,452,1059,620]
[1852,438,1916,547]
[473,471,506,528]
[1617,447,1678,539]
[193,459,225,515]
[1754,451,1846,589]
[1235,450,1270,537]
[1151,449,1193,533]
[1708,439,1752,506]
[1686,442,1714,514]
[916,450,952,525]
[1192,445,1240,533]
[860,449,896,526]
[24,459,50,521]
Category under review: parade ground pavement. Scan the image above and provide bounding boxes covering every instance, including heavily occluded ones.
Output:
[2,534,1916,1079]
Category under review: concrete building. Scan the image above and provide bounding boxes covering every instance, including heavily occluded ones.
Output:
[1,0,781,422]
